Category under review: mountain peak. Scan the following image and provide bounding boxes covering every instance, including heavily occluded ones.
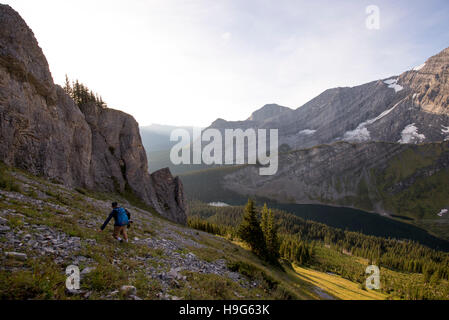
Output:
[247,104,293,122]
[210,118,228,127]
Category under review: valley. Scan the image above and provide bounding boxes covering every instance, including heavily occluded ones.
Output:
[175,140,449,242]
[180,165,449,249]
[186,200,449,300]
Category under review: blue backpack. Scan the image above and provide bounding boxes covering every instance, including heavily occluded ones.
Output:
[115,207,129,226]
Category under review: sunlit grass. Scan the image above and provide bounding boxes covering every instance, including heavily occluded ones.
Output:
[292,265,387,300]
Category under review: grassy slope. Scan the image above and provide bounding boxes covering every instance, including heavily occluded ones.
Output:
[187,200,449,300]
[229,241,386,300]
[309,245,449,300]
[230,239,448,300]
[0,163,326,300]
[292,265,386,300]
[376,143,449,217]
[3,161,445,300]
[373,143,449,240]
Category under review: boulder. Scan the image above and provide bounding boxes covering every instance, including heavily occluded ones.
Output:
[120,285,137,297]
[5,251,27,260]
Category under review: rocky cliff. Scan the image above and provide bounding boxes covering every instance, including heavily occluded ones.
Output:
[0,4,187,225]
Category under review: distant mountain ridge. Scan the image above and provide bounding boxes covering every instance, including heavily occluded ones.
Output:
[140,124,199,152]
[208,47,449,150]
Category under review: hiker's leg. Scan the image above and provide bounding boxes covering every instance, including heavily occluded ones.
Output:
[121,226,128,241]
[113,226,121,240]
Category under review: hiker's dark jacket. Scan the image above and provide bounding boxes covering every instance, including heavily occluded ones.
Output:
[101,208,131,230]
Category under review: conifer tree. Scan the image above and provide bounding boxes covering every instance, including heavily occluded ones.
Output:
[265,208,280,262]
[261,204,269,235]
[62,75,108,108]
[63,74,72,96]
[237,199,267,258]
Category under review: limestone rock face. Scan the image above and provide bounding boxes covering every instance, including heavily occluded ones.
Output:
[78,102,149,194]
[150,168,188,225]
[400,47,449,116]
[0,4,187,225]
[0,67,93,187]
[0,5,56,104]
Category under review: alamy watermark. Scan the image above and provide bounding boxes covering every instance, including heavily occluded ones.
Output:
[366,5,380,30]
[170,128,279,176]
[365,265,381,290]
[65,265,80,290]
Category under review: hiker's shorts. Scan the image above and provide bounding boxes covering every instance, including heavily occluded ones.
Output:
[113,225,128,239]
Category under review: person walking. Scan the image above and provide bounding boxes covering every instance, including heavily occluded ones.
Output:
[99,202,130,243]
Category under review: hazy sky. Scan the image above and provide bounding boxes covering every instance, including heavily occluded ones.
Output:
[4,0,449,127]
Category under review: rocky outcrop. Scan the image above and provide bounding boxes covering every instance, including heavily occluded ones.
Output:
[150,168,188,225]
[400,47,449,116]
[0,69,93,187]
[0,4,187,224]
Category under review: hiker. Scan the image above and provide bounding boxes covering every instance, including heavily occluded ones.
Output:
[99,202,131,243]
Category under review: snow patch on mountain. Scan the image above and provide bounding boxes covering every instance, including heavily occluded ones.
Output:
[343,127,370,142]
[384,78,404,93]
[398,124,426,144]
[298,129,317,136]
[437,209,448,217]
[442,125,449,134]
[365,102,402,126]
[442,125,449,141]
[413,63,426,71]
[343,102,402,142]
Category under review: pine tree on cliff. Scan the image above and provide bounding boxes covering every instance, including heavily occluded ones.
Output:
[62,75,107,109]
[73,80,81,106]
[63,74,72,96]
[238,199,267,258]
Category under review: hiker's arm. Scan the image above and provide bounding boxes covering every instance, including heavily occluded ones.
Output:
[125,209,131,219]
[100,212,114,230]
